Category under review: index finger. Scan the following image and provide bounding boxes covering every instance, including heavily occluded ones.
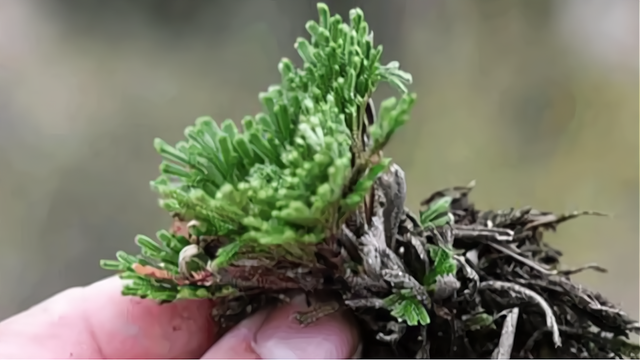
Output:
[0,276,218,359]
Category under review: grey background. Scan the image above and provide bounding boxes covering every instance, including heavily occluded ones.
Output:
[0,0,637,321]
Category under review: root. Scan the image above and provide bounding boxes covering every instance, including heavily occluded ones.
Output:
[557,263,608,276]
[293,300,340,327]
[453,254,479,299]
[491,307,519,359]
[376,321,406,344]
[479,281,561,348]
[345,297,386,309]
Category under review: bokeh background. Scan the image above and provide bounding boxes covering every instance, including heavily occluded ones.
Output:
[0,0,637,321]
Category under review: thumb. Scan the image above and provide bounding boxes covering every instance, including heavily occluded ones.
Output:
[202,294,361,359]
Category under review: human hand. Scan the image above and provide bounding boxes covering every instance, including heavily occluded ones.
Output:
[0,277,361,359]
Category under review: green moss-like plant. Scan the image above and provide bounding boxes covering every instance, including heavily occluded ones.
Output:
[101,2,430,322]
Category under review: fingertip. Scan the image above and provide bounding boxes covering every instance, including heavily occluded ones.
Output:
[253,296,361,359]
[200,309,271,359]
[201,296,361,359]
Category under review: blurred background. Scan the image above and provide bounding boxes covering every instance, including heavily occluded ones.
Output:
[0,0,637,320]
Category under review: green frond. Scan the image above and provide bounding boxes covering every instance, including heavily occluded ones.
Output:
[424,245,458,287]
[101,2,415,302]
[384,293,430,326]
[419,196,458,287]
[419,196,452,228]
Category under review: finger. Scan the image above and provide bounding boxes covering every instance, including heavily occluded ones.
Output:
[0,287,101,359]
[199,308,271,359]
[202,294,361,359]
[253,295,361,359]
[0,277,218,359]
[83,277,218,359]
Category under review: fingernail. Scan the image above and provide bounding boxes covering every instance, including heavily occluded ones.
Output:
[200,308,270,359]
[253,294,360,359]
[351,342,363,359]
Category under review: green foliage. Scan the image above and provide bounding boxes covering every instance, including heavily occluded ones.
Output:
[148,2,414,264]
[380,196,459,326]
[99,231,197,302]
[382,241,458,326]
[101,3,415,301]
[419,196,453,228]
[384,292,430,326]
[464,312,496,331]
[424,245,457,288]
[374,196,460,326]
[419,196,457,289]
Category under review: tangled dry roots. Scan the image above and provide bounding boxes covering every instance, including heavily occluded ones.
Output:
[358,182,639,359]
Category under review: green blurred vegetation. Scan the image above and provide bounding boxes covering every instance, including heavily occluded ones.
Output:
[0,0,637,320]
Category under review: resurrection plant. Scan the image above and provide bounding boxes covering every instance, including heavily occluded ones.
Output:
[102,4,639,358]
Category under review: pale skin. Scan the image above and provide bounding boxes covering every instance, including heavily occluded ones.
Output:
[0,277,361,359]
